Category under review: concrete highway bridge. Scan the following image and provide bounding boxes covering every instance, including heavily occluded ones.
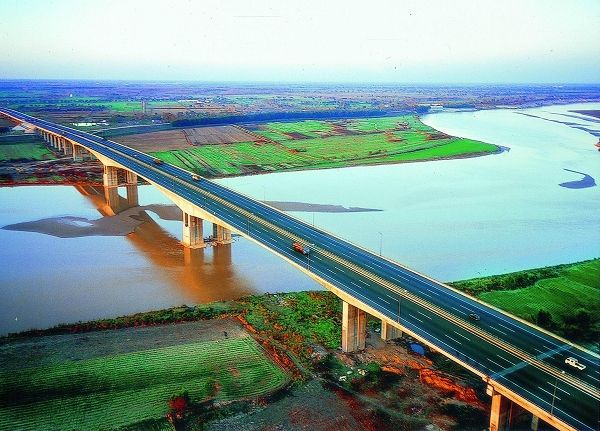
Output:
[1,108,599,431]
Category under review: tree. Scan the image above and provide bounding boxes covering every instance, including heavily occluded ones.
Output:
[536,309,553,328]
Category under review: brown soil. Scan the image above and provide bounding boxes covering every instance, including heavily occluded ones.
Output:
[113,129,190,152]
[352,338,485,406]
[0,158,103,185]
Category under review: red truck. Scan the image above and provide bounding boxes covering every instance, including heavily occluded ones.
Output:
[292,242,310,255]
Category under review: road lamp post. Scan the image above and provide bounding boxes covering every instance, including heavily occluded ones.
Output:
[550,371,565,415]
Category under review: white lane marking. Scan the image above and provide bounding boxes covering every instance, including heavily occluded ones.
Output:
[587,374,600,383]
[495,354,516,366]
[418,290,433,298]
[350,281,363,289]
[408,313,424,323]
[549,383,571,396]
[487,358,504,369]
[385,293,397,302]
[496,322,516,333]
[378,296,393,306]
[490,326,508,336]
[444,334,462,345]
[499,377,591,430]
[416,310,432,320]
[538,386,560,400]
[453,331,471,342]
[534,348,545,354]
[458,304,473,312]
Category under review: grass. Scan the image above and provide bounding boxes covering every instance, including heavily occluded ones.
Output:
[0,336,288,431]
[241,291,342,361]
[149,115,497,177]
[451,259,600,344]
[0,141,55,161]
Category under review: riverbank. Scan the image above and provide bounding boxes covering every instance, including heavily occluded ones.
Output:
[2,259,597,430]
[0,114,500,186]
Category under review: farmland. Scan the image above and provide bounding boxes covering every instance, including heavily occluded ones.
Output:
[450,258,600,346]
[149,115,498,177]
[0,320,289,431]
[0,135,55,162]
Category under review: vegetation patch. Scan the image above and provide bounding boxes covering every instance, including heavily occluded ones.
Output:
[149,115,497,177]
[450,259,600,344]
[0,140,55,162]
[0,325,288,431]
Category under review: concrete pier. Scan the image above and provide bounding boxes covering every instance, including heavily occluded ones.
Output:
[126,185,139,207]
[212,223,232,245]
[63,139,73,155]
[103,165,119,187]
[342,301,367,352]
[381,321,402,340]
[183,212,205,248]
[73,144,84,161]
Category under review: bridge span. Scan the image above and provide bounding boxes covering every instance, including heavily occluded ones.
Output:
[1,108,598,431]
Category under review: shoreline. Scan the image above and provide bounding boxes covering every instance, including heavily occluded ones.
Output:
[0,145,504,187]
[2,257,596,343]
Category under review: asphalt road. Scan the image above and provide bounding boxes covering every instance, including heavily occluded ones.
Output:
[2,108,599,431]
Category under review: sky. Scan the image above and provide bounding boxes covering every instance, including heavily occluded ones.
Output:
[0,0,598,83]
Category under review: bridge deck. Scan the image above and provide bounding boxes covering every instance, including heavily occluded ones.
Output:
[1,108,598,431]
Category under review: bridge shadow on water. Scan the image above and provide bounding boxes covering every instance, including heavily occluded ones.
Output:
[74,184,256,303]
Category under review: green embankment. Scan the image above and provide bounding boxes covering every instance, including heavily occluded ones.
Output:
[450,259,600,343]
[150,115,497,177]
[0,141,55,162]
[0,336,288,431]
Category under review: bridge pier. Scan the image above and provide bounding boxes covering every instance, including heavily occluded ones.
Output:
[381,321,402,340]
[103,165,119,187]
[73,144,84,161]
[212,223,233,245]
[489,388,539,431]
[342,301,367,352]
[63,139,72,156]
[183,212,205,248]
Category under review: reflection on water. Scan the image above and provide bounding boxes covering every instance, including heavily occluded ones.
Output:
[0,185,318,335]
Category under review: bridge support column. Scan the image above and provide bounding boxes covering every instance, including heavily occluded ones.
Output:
[212,224,233,245]
[125,171,137,185]
[103,165,119,187]
[63,139,72,156]
[530,415,539,431]
[126,185,139,207]
[183,213,205,248]
[342,301,367,352]
[73,144,83,161]
[381,321,402,340]
[489,388,527,431]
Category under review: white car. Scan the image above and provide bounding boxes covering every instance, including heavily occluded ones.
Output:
[565,357,586,370]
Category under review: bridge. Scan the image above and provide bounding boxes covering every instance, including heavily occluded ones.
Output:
[1,108,599,431]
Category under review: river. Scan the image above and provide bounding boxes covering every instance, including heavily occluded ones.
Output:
[1,103,598,335]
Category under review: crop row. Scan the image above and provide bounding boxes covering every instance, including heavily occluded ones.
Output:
[0,336,288,431]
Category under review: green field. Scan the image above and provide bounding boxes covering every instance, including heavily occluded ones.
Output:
[151,115,498,177]
[452,259,600,344]
[0,141,55,161]
[0,336,288,430]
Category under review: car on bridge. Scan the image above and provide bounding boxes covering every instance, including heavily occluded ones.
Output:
[292,242,310,255]
[153,158,163,165]
[192,174,201,181]
[468,313,481,321]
